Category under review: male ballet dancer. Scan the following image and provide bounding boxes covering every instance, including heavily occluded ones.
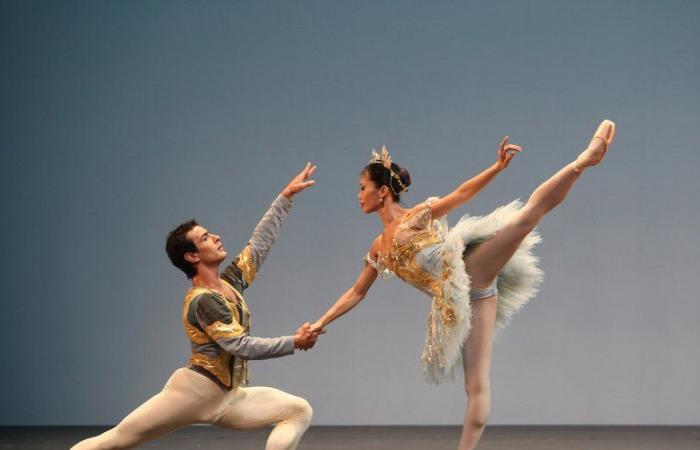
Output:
[73,163,320,450]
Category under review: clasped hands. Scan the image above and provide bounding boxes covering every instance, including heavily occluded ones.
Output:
[293,322,325,351]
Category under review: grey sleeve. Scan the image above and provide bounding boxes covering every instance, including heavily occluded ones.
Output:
[215,334,295,360]
[222,194,293,290]
[247,194,293,269]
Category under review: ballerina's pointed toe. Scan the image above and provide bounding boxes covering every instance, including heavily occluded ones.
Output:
[573,119,616,172]
[593,119,616,148]
[588,119,615,166]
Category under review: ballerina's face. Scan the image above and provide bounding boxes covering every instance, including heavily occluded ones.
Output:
[358,171,386,214]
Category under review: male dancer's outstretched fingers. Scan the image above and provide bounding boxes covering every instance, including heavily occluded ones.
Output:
[282,162,317,199]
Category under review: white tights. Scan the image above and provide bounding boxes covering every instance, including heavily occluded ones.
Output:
[71,368,313,450]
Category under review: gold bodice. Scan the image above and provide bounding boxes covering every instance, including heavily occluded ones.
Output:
[371,199,459,371]
[377,203,444,295]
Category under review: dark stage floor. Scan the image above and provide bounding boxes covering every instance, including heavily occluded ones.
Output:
[2,425,699,450]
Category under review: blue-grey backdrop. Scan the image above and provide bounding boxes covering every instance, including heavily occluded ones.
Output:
[1,0,698,426]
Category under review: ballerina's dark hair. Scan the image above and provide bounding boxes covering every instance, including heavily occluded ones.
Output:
[363,159,411,202]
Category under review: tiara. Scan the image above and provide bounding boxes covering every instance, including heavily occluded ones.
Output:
[368,145,407,195]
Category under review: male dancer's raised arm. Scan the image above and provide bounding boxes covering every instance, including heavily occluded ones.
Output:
[222,162,317,292]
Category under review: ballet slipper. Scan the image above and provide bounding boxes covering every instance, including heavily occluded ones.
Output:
[572,119,616,173]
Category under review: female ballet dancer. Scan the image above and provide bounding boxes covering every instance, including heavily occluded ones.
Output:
[310,120,616,450]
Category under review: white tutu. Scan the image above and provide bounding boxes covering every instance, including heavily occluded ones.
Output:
[424,199,544,384]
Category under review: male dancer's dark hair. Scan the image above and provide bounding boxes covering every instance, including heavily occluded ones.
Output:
[165,219,199,279]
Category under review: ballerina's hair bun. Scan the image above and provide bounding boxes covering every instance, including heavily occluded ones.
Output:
[396,165,411,192]
[364,145,411,201]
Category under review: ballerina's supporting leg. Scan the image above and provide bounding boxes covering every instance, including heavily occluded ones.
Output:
[457,296,498,450]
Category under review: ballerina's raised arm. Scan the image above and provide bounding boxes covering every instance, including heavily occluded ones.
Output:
[428,136,521,219]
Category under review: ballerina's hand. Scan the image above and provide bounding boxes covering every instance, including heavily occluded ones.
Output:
[282,162,317,199]
[310,320,326,334]
[495,136,522,170]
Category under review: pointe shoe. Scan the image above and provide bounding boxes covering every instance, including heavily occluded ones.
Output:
[572,119,616,173]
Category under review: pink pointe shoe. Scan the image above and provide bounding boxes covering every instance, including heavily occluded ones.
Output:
[572,119,616,173]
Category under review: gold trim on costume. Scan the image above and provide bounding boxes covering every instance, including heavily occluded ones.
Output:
[181,282,251,389]
[190,351,232,387]
[205,320,246,341]
[378,205,461,370]
[382,230,442,292]
[235,245,258,286]
[182,287,215,345]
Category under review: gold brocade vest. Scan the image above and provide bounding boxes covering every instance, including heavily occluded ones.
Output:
[181,280,251,389]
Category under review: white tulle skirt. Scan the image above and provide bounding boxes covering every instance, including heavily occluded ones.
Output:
[424,199,544,384]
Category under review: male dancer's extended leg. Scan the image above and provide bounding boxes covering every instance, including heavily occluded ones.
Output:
[457,296,498,450]
[213,386,313,450]
[71,368,221,450]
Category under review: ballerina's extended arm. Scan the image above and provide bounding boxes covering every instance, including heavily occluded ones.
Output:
[310,257,378,332]
[429,136,521,219]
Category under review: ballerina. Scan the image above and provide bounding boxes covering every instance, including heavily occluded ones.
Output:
[311,120,616,449]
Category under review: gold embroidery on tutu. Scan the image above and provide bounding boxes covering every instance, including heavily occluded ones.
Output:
[378,205,461,371]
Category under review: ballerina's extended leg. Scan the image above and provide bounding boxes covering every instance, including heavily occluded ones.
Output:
[464,119,615,288]
[456,120,615,450]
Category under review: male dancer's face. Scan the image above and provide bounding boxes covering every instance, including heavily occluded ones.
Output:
[358,172,385,214]
[185,225,228,268]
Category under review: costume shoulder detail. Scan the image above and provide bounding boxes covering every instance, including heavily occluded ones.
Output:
[403,203,434,230]
[425,196,440,206]
[364,251,379,270]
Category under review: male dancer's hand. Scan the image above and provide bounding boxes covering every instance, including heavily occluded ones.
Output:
[282,162,317,199]
[294,322,323,351]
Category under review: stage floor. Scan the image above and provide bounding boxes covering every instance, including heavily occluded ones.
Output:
[2,425,699,449]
